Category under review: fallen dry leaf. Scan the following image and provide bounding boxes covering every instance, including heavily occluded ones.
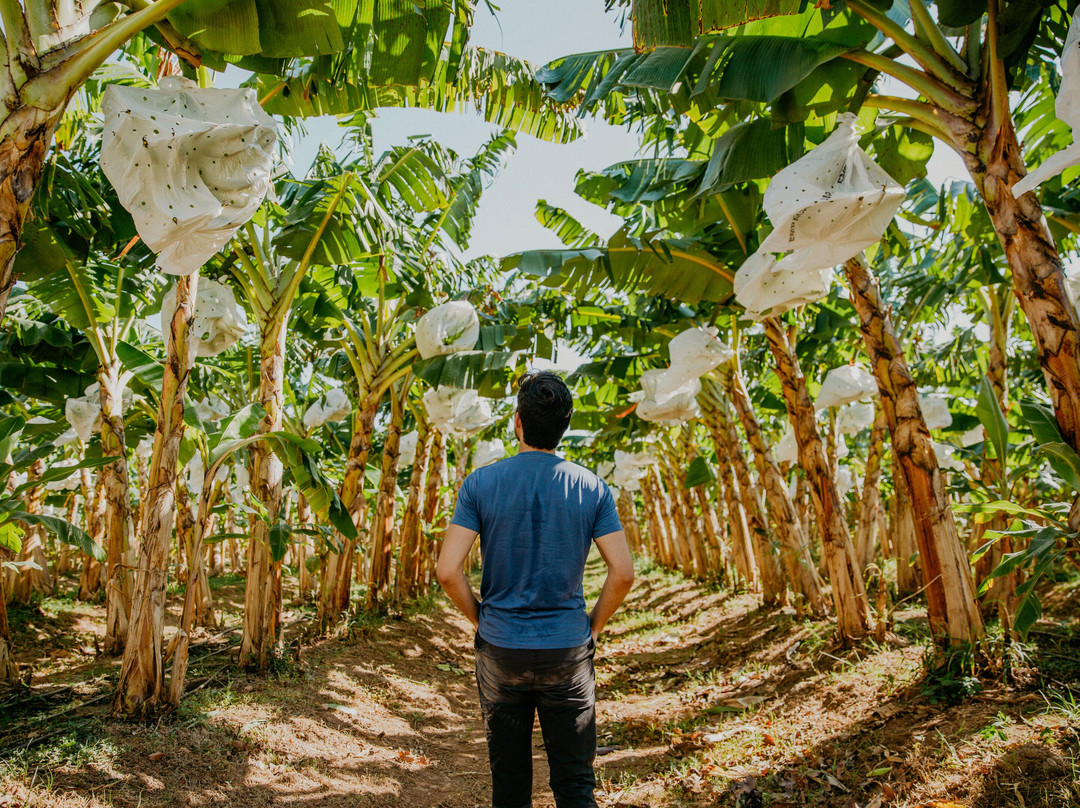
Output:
[148,752,164,762]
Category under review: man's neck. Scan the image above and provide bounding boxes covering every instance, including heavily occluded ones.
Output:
[517,441,556,455]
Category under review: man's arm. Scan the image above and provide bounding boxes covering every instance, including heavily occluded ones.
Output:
[436,523,481,629]
[589,530,634,642]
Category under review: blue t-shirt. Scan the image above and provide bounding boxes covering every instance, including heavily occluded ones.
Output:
[450,451,623,650]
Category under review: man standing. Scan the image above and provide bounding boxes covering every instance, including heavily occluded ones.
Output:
[437,371,635,808]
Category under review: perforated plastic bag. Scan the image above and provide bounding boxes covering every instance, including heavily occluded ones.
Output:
[302,387,352,431]
[101,77,278,276]
[836,434,849,460]
[65,383,101,443]
[472,439,505,469]
[919,393,953,431]
[666,326,734,383]
[398,431,419,467]
[932,441,966,472]
[231,463,250,504]
[1012,7,1080,197]
[836,401,875,434]
[415,301,480,360]
[612,467,641,491]
[161,277,248,359]
[45,459,82,492]
[194,395,230,423]
[815,365,877,410]
[734,250,832,321]
[613,450,655,489]
[759,113,905,273]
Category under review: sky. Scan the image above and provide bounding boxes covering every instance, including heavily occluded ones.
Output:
[286,1,641,263]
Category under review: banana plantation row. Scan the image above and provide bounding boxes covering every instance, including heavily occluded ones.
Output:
[0,0,1079,723]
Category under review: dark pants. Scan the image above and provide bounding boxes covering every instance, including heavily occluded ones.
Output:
[474,634,597,808]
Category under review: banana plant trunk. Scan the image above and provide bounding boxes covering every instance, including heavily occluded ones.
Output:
[421,428,448,589]
[76,465,104,600]
[295,493,314,602]
[98,363,134,654]
[854,407,887,573]
[240,314,288,671]
[318,398,379,632]
[763,317,873,643]
[367,380,408,610]
[639,470,672,568]
[396,421,431,601]
[616,488,643,555]
[0,561,15,685]
[703,415,758,590]
[12,458,51,602]
[176,477,215,628]
[693,485,726,578]
[888,456,922,596]
[721,370,825,616]
[661,455,702,578]
[961,110,1080,458]
[842,257,983,645]
[714,401,784,604]
[113,272,199,718]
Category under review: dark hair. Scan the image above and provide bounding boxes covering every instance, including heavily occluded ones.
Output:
[516,371,573,450]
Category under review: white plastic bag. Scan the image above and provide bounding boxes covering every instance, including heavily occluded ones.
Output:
[185,455,205,494]
[775,429,799,465]
[920,393,953,431]
[161,277,248,359]
[960,425,984,447]
[932,440,966,473]
[472,439,505,469]
[836,434,849,460]
[194,395,230,422]
[815,365,877,409]
[302,387,352,431]
[734,249,832,321]
[65,383,101,443]
[613,450,656,489]
[423,387,495,437]
[45,459,82,492]
[101,77,278,275]
[398,431,419,467]
[835,466,855,496]
[760,112,905,273]
[836,401,875,434]
[1012,8,1080,197]
[635,372,701,423]
[415,301,480,359]
[666,326,734,383]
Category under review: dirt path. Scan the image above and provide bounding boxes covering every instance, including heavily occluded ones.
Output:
[1,559,1078,808]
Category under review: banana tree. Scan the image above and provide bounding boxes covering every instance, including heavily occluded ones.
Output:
[0,415,109,686]
[566,0,1080,462]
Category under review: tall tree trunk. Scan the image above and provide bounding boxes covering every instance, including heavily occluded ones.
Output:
[973,287,1014,613]
[113,272,199,718]
[763,318,873,643]
[959,105,1080,459]
[318,398,379,632]
[421,428,448,591]
[396,421,431,601]
[77,468,105,601]
[843,257,983,645]
[367,380,408,610]
[854,408,887,573]
[176,477,214,628]
[694,485,726,578]
[98,363,134,654]
[721,370,825,615]
[240,314,287,671]
[295,494,314,602]
[888,457,922,596]
[616,488,643,555]
[639,470,672,568]
[715,401,784,604]
[13,458,51,602]
[703,414,758,590]
[0,562,16,686]
[661,454,702,578]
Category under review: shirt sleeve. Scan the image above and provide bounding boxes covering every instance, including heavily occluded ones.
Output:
[592,482,623,538]
[450,473,482,532]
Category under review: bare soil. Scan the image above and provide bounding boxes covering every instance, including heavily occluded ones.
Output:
[1,559,1078,808]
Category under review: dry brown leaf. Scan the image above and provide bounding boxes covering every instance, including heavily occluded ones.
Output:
[148,752,164,761]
